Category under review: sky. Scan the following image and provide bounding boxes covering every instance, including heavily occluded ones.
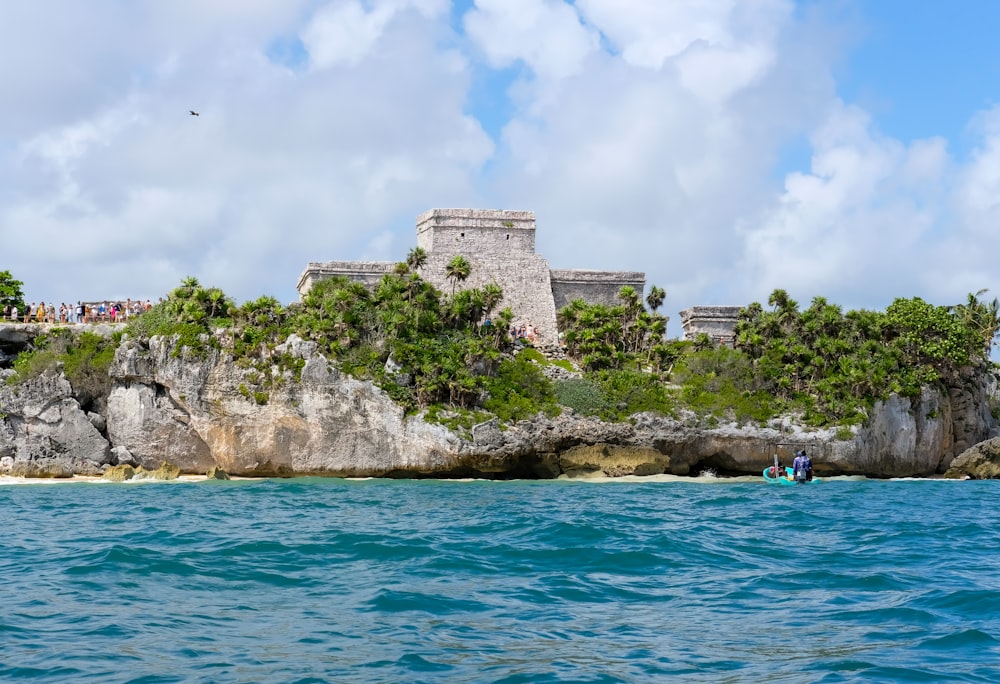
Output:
[3,0,1000,337]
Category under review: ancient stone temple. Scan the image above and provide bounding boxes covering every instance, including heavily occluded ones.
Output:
[679,306,741,345]
[297,208,645,344]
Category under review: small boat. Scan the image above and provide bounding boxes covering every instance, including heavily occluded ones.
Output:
[763,465,820,485]
[764,442,821,485]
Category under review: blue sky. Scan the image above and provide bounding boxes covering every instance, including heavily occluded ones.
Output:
[838,1,1000,149]
[2,0,1000,337]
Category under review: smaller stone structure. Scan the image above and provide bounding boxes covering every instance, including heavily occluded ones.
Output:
[297,261,395,293]
[680,306,741,345]
[550,270,646,311]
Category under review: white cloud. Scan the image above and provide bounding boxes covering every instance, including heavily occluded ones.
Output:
[732,102,951,308]
[577,0,788,104]
[577,0,735,68]
[471,0,837,325]
[302,0,449,70]
[956,106,1000,238]
[675,42,776,105]
[0,1,490,305]
[464,0,600,80]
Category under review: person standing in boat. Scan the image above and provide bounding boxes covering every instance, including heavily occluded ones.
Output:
[793,450,813,483]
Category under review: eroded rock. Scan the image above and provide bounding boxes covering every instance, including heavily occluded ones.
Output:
[206,466,230,480]
[9,459,74,478]
[103,464,136,482]
[559,444,669,478]
[133,461,181,481]
[944,437,1000,479]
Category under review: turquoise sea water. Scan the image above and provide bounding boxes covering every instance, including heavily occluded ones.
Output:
[2,476,999,683]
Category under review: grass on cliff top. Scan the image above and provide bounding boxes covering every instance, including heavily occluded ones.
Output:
[6,328,120,413]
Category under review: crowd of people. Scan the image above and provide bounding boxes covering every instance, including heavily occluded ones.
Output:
[3,299,154,324]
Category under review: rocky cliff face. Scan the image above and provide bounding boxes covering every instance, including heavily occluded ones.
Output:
[0,369,111,474]
[1,325,998,478]
[105,335,470,476]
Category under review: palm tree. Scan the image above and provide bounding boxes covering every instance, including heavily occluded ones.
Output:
[206,288,230,318]
[406,247,428,273]
[768,288,800,335]
[693,332,714,352]
[952,289,998,355]
[557,299,587,331]
[445,255,472,296]
[482,283,503,319]
[645,285,666,312]
[617,285,642,318]
[490,307,515,350]
[981,297,1000,351]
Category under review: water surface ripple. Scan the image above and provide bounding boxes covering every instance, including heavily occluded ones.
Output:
[2,477,998,682]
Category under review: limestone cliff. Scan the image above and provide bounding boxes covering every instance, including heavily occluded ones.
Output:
[105,335,470,476]
[1,325,998,478]
[0,369,111,473]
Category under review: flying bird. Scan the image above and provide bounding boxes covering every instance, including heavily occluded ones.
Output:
[189,110,200,116]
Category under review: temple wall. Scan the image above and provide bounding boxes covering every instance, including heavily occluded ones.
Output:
[679,306,741,344]
[550,269,647,311]
[296,261,396,295]
[421,253,559,344]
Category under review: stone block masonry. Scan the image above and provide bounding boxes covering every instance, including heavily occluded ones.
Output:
[679,306,742,345]
[550,269,647,312]
[296,261,395,294]
[416,208,537,257]
[297,209,647,344]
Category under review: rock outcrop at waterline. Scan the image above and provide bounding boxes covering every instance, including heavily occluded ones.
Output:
[1,325,998,479]
[943,437,1000,479]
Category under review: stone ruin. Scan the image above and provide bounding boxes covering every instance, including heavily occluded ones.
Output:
[679,306,741,345]
[297,209,646,344]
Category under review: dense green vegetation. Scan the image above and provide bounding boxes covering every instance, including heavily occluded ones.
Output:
[0,270,26,314]
[6,257,997,431]
[732,289,1000,424]
[558,284,673,372]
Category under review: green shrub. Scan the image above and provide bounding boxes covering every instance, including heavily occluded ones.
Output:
[593,369,678,419]
[834,425,855,441]
[6,329,117,412]
[518,347,548,365]
[483,354,559,422]
[9,348,59,383]
[424,405,492,439]
[553,377,610,415]
[551,359,575,372]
